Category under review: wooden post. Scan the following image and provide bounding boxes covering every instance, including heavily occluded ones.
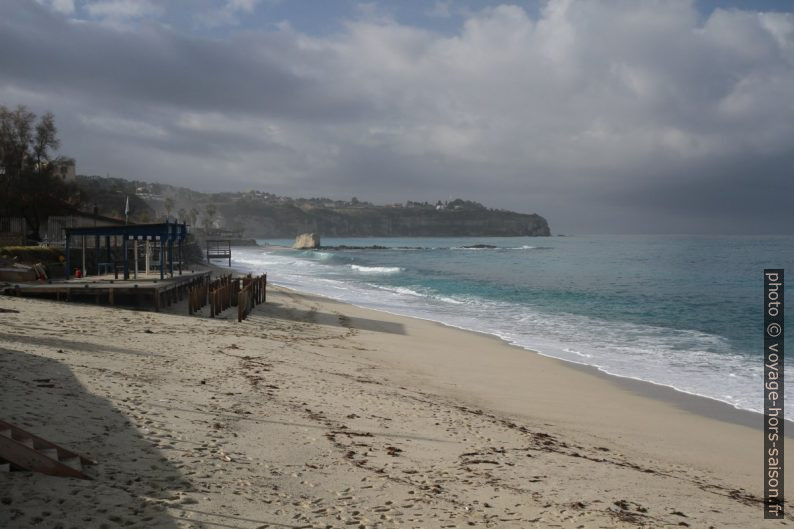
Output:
[159,239,165,280]
[122,236,129,280]
[145,241,150,276]
[133,239,138,280]
[168,239,174,277]
[81,235,86,277]
[65,234,71,280]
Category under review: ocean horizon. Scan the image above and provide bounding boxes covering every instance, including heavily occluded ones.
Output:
[232,234,793,420]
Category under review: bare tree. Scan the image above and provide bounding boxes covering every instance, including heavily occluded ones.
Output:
[164,196,175,219]
[0,105,77,239]
[204,204,217,229]
[189,207,199,227]
[33,112,59,167]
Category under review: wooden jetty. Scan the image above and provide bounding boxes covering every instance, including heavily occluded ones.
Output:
[2,271,210,312]
[206,240,232,267]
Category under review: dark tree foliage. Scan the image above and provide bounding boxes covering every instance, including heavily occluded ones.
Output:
[0,105,79,239]
[447,198,486,210]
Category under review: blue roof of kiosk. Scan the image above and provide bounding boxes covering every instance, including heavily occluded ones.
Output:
[65,222,188,241]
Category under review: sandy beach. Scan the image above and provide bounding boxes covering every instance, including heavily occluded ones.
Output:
[0,286,790,528]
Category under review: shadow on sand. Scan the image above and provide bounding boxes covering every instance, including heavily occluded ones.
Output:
[256,300,406,335]
[0,332,164,357]
[0,346,182,528]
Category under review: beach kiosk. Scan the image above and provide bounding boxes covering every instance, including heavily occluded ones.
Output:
[64,221,188,280]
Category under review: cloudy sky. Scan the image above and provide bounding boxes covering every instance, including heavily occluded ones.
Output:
[2,0,793,233]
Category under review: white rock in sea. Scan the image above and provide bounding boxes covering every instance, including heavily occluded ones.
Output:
[292,233,320,249]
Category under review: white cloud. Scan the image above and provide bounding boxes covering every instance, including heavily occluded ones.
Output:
[35,0,75,14]
[310,1,794,170]
[226,0,260,13]
[52,0,75,14]
[193,0,264,28]
[426,1,453,19]
[3,0,794,232]
[85,0,164,20]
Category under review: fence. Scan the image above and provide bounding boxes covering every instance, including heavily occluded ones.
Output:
[209,275,233,317]
[187,274,211,315]
[188,273,233,316]
[0,217,29,246]
[0,217,27,235]
[237,274,267,322]
[187,273,267,320]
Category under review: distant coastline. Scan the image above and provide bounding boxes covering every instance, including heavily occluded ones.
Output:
[75,175,551,238]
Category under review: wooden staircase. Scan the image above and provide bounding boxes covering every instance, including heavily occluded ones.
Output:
[0,419,94,479]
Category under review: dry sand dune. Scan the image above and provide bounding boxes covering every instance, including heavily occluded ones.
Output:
[0,287,789,528]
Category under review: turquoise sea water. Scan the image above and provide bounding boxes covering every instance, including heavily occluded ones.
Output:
[232,235,792,419]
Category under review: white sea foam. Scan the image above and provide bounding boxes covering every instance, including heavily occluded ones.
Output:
[350,264,404,273]
[371,285,425,297]
[434,295,465,304]
[451,245,538,250]
[370,284,466,305]
[230,245,785,420]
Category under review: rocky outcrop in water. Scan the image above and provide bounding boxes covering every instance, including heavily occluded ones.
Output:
[293,233,320,249]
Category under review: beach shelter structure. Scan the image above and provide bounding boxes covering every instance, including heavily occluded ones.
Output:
[64,221,188,280]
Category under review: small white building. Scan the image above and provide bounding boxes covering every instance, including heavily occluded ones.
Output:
[52,159,76,182]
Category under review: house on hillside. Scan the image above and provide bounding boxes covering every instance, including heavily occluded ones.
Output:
[52,159,76,182]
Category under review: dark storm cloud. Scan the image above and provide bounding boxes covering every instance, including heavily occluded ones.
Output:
[0,2,369,121]
[607,151,794,234]
[1,0,793,233]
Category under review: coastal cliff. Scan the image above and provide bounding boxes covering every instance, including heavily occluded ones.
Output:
[73,176,551,238]
[220,201,550,238]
